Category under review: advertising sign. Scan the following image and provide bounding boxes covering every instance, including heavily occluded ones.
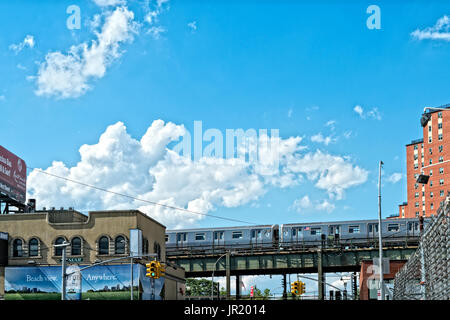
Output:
[66,265,82,300]
[0,145,27,204]
[4,263,164,300]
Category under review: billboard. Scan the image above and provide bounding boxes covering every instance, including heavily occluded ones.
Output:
[0,145,27,204]
[4,263,164,300]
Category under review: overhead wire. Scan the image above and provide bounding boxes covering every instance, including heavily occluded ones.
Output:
[27,166,258,226]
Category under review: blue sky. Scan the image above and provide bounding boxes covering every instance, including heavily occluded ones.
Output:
[1,0,450,231]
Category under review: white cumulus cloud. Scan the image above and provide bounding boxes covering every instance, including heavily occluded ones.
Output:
[411,15,450,41]
[27,120,368,229]
[353,105,382,120]
[387,172,402,184]
[34,6,138,99]
[9,35,35,54]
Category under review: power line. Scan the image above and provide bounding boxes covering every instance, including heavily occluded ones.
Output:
[27,167,257,226]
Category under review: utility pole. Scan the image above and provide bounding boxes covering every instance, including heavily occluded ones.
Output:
[226,251,231,300]
[378,160,384,300]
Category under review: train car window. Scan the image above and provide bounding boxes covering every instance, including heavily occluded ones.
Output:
[387,224,399,232]
[195,233,206,241]
[232,231,243,239]
[310,228,321,235]
[348,225,360,234]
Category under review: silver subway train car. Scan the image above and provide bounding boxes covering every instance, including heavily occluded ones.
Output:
[165,218,428,255]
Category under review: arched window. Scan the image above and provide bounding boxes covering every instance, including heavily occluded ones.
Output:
[29,238,39,257]
[115,236,125,255]
[71,237,82,256]
[13,239,23,257]
[54,237,65,256]
[98,236,109,255]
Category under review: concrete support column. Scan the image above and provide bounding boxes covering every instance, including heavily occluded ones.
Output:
[318,248,325,300]
[226,251,231,300]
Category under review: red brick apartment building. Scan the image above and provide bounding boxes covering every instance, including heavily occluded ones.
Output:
[399,105,450,218]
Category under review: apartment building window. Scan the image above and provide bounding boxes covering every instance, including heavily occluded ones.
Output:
[430,170,433,176]
[415,202,419,208]
[440,190,445,197]
[429,148,433,155]
[439,145,443,152]
[115,236,126,254]
[29,238,39,257]
[438,123,443,129]
[428,125,432,132]
[54,237,65,256]
[429,159,433,165]
[439,156,444,163]
[414,155,418,160]
[414,164,418,169]
[430,181,433,187]
[71,237,82,256]
[414,145,418,150]
[415,183,419,189]
[439,134,443,141]
[440,167,444,174]
[440,179,444,185]
[431,203,434,210]
[429,137,432,143]
[13,239,24,257]
[98,236,109,255]
[430,192,434,198]
[414,173,419,179]
[415,212,420,218]
[438,112,443,118]
[415,192,419,198]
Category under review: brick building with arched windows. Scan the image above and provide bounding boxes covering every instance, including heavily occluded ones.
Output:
[0,209,185,300]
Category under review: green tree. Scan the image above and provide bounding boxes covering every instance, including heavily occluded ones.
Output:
[185,279,218,297]
[252,286,271,300]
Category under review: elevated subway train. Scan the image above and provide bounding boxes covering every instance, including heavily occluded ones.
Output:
[165,217,428,255]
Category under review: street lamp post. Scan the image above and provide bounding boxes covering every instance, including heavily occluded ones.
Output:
[211,252,227,300]
[211,251,236,300]
[54,241,70,300]
[377,161,384,301]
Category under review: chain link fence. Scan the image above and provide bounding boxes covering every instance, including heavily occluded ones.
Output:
[393,196,450,300]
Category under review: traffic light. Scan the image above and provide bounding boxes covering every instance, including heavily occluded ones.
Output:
[159,262,165,278]
[299,281,306,295]
[291,281,299,296]
[146,261,166,279]
[146,261,158,278]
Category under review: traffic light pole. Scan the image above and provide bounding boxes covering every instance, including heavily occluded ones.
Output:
[130,257,134,300]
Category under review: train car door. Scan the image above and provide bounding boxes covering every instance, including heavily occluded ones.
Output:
[251,229,263,247]
[328,225,341,245]
[213,231,225,248]
[407,221,419,237]
[292,227,303,245]
[367,223,379,238]
[329,225,341,236]
[176,232,187,247]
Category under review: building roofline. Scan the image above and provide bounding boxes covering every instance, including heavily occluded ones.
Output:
[89,210,166,229]
[406,138,423,147]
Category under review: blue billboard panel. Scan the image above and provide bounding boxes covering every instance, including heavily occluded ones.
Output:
[5,263,164,300]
